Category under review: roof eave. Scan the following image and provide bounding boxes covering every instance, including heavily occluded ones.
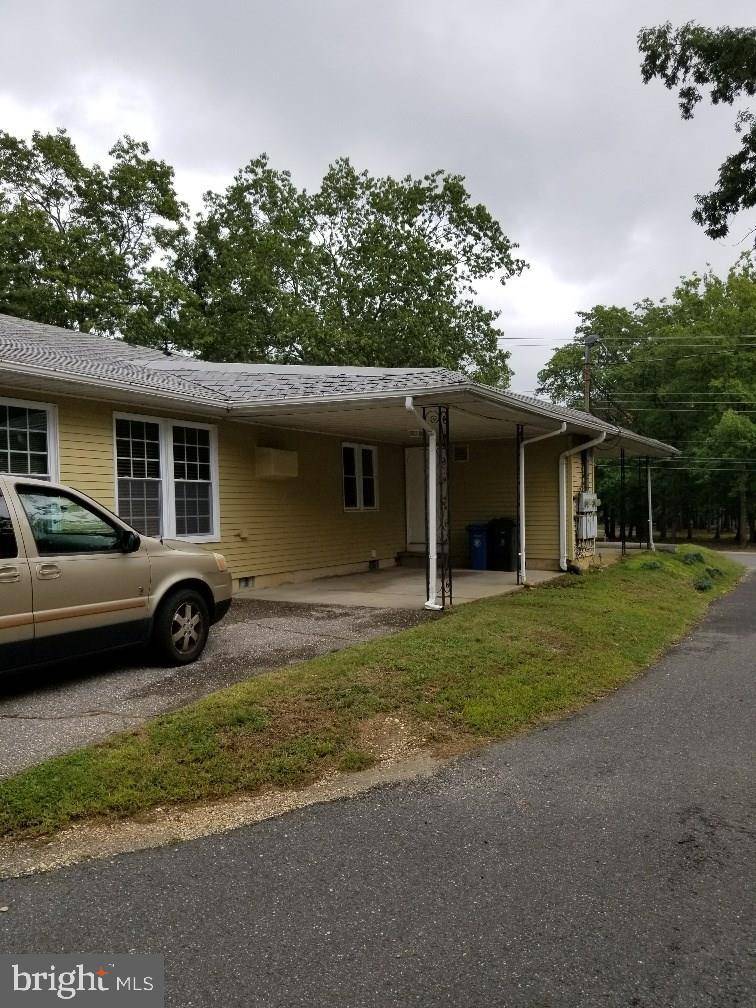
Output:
[0,359,229,417]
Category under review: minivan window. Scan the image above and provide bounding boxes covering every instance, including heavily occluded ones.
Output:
[17,487,122,555]
[0,490,18,559]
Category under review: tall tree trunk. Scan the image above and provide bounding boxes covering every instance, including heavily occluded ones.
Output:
[658,508,667,541]
[669,514,679,543]
[736,485,748,546]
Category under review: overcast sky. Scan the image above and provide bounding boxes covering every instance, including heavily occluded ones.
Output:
[1,0,754,389]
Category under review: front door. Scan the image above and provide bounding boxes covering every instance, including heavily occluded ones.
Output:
[14,484,151,662]
[0,486,34,669]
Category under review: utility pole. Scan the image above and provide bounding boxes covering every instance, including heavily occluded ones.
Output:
[583,333,598,413]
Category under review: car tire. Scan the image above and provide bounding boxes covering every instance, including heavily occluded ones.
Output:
[154,588,210,665]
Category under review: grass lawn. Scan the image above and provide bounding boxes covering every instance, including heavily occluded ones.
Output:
[0,546,743,841]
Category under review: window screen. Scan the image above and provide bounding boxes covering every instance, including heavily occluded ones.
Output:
[173,426,213,535]
[0,403,49,478]
[115,418,162,536]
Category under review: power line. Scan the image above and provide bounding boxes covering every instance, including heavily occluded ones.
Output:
[590,408,756,412]
[590,392,755,396]
[597,465,756,472]
[497,335,756,342]
[517,390,752,397]
[598,461,756,467]
[594,399,755,403]
[653,469,756,473]
[536,351,756,364]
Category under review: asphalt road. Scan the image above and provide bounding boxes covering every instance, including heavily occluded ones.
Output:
[1,572,754,1007]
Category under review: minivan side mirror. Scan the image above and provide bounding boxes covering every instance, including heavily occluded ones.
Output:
[120,530,141,553]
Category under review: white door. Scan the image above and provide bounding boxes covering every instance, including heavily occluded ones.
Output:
[405,447,426,552]
[405,446,444,555]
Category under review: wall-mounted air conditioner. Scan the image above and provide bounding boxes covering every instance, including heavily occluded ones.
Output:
[256,447,298,479]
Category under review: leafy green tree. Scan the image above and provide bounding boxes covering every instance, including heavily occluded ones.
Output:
[537,256,756,541]
[0,132,524,382]
[697,409,756,544]
[181,156,525,383]
[0,129,186,337]
[638,20,756,240]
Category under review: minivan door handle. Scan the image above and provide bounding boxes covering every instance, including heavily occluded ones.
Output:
[36,562,61,580]
[0,565,20,583]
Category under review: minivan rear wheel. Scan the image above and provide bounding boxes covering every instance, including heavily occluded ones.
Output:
[154,588,210,665]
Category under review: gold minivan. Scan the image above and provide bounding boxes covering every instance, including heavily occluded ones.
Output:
[0,476,232,670]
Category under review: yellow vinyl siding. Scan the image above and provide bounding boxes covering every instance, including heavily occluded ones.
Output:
[450,440,516,565]
[449,436,564,569]
[0,387,406,583]
[214,423,405,579]
[57,398,116,506]
[1,385,587,579]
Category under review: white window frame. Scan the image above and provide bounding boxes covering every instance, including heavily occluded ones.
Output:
[0,395,59,481]
[113,412,221,543]
[342,442,379,512]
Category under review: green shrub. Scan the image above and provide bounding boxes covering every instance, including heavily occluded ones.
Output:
[641,559,663,570]
[705,566,723,579]
[682,551,705,565]
[694,576,714,591]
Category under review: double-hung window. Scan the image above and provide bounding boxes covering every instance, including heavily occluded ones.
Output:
[172,425,213,536]
[114,414,219,541]
[342,443,378,511]
[115,418,163,536]
[0,397,58,480]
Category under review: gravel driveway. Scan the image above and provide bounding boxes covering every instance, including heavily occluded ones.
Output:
[0,599,429,777]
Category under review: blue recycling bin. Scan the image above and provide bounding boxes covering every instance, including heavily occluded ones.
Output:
[467,523,489,570]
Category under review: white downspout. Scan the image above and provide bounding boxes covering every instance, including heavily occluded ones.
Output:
[405,397,443,610]
[646,460,656,552]
[519,423,567,584]
[559,431,608,572]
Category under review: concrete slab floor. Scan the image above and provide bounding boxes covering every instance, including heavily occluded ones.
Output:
[236,565,562,609]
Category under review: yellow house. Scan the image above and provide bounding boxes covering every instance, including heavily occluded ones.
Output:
[0,314,677,607]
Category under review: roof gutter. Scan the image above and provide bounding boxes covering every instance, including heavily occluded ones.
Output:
[559,431,608,572]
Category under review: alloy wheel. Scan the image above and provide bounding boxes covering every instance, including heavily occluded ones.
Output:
[171,601,203,655]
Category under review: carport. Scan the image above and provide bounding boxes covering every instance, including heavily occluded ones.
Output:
[228,381,678,610]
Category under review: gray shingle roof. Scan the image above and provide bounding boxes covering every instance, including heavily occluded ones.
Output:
[0,314,219,402]
[150,360,468,403]
[0,314,678,453]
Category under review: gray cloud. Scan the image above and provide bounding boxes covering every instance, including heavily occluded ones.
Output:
[1,0,754,389]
